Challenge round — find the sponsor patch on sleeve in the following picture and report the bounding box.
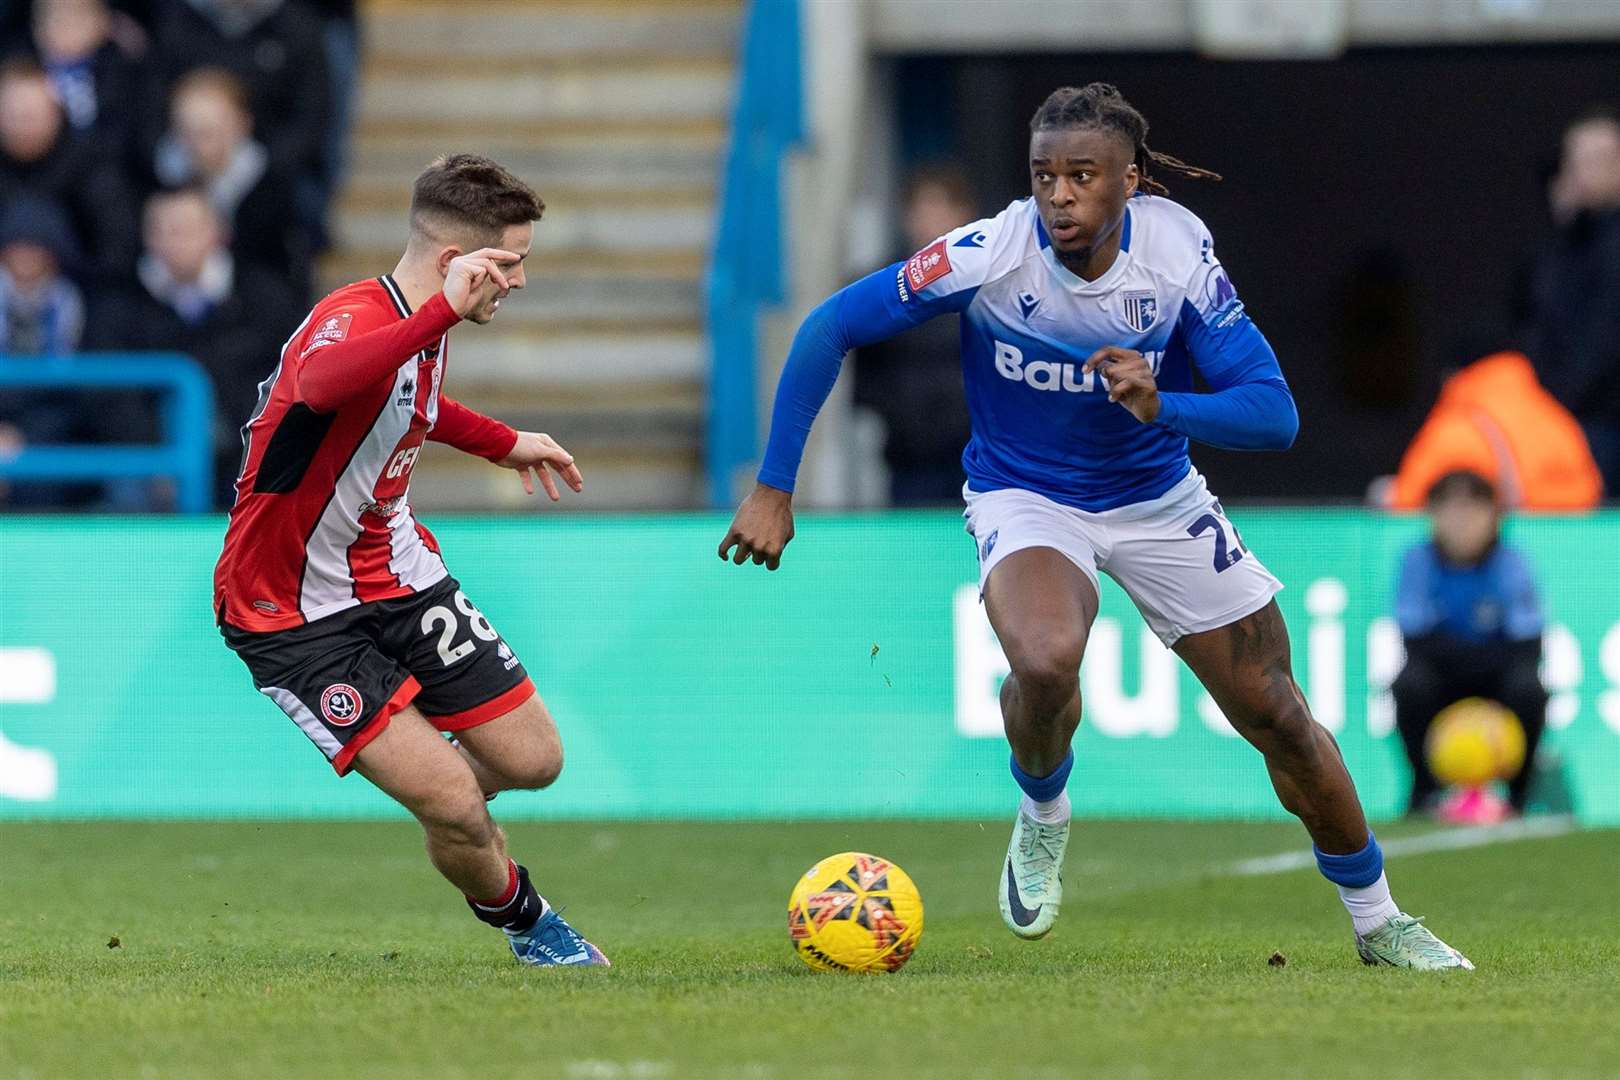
[903,240,952,295]
[300,312,353,358]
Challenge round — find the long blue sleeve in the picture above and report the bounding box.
[1154,298,1299,450]
[757,261,965,491]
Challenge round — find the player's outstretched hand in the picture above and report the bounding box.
[1084,346,1160,424]
[499,431,584,501]
[443,248,518,318]
[718,483,794,571]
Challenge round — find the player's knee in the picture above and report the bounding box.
[423,785,497,847]
[512,745,563,790]
[1254,694,1318,756]
[1009,636,1082,707]
[504,733,564,791]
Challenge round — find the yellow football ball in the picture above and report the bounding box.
[787,852,923,974]
[1425,697,1527,787]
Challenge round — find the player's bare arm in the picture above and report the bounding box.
[718,482,795,570]
[1084,345,1161,423]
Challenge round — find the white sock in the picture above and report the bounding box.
[1337,871,1400,936]
[1020,791,1071,826]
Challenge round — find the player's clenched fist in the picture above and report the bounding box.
[499,431,584,501]
[443,247,518,320]
[718,483,795,571]
[1084,346,1161,424]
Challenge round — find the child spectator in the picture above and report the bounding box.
[1391,470,1549,821]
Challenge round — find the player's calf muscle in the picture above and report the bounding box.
[1179,603,1369,847]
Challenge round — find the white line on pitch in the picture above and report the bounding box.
[1226,814,1579,878]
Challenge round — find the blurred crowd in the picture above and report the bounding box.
[0,0,353,509]
[1,8,1618,516]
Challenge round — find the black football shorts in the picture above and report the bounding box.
[222,575,534,775]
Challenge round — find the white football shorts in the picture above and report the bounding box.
[962,468,1282,646]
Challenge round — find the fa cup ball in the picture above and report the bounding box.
[787,852,923,973]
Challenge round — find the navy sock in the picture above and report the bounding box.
[1313,833,1384,888]
[466,860,545,934]
[1009,751,1073,803]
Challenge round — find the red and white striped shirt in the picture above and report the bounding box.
[214,275,516,632]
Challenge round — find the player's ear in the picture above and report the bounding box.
[435,245,463,279]
[1123,163,1139,199]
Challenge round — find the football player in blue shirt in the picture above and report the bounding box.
[719,83,1469,969]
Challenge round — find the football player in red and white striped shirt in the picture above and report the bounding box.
[215,154,606,966]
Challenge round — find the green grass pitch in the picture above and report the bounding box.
[2,819,1616,1079]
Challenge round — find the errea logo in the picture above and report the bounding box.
[993,341,1164,393]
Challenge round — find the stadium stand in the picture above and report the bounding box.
[334,0,741,511]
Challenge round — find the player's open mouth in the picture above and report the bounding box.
[1049,220,1082,243]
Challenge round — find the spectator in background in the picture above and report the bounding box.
[139,0,331,240]
[853,166,977,505]
[1391,470,1548,822]
[0,195,94,509]
[25,0,141,156]
[154,66,308,295]
[85,186,300,506]
[0,56,136,280]
[0,194,83,355]
[1525,109,1620,495]
[1385,350,1601,511]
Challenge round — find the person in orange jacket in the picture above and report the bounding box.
[1387,351,1602,511]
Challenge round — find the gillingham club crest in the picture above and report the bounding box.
[1122,290,1158,333]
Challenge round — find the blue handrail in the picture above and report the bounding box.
[0,354,215,512]
[705,0,805,507]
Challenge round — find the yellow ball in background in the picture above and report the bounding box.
[787,852,923,973]
[1425,697,1527,787]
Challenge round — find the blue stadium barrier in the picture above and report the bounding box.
[705,0,805,507]
[0,354,215,512]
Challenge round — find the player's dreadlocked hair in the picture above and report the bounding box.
[1029,83,1221,196]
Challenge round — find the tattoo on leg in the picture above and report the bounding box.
[1228,602,1291,681]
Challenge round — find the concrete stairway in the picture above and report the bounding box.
[331,0,740,509]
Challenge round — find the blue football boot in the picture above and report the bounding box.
[507,905,611,968]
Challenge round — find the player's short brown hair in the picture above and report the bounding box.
[410,154,544,244]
